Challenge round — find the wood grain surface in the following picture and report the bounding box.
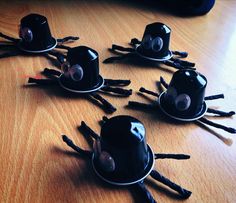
[0,0,236,202]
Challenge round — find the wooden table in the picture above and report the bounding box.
[0,0,236,202]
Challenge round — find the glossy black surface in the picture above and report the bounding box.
[137,22,171,59]
[95,115,151,182]
[162,69,207,118]
[156,0,215,16]
[63,46,101,90]
[19,13,55,51]
[101,115,146,147]
[93,145,154,184]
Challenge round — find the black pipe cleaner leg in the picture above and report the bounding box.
[102,116,109,122]
[160,77,169,89]
[156,81,164,94]
[103,53,134,64]
[205,94,224,100]
[56,44,71,50]
[57,36,79,44]
[139,87,159,97]
[130,38,141,46]
[132,181,157,203]
[28,78,58,85]
[128,101,157,110]
[89,93,117,113]
[48,51,66,64]
[62,135,92,158]
[162,60,182,70]
[198,117,236,134]
[41,68,60,80]
[0,32,19,43]
[111,44,135,52]
[195,121,233,146]
[150,170,192,199]
[171,51,188,58]
[42,68,61,77]
[80,121,100,140]
[104,79,131,86]
[99,116,109,126]
[155,154,190,160]
[170,58,195,68]
[0,50,21,59]
[163,60,195,70]
[207,108,235,117]
[101,86,132,96]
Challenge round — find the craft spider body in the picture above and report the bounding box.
[62,115,192,203]
[0,13,79,63]
[104,22,195,71]
[128,69,236,135]
[28,46,132,113]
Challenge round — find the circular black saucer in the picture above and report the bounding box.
[92,145,154,186]
[18,38,57,53]
[136,45,172,62]
[158,91,207,122]
[58,74,104,94]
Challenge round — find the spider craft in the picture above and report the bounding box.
[128,69,236,135]
[28,46,132,113]
[103,22,195,71]
[62,115,192,203]
[0,13,79,63]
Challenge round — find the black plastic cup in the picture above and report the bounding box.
[93,115,154,184]
[19,13,56,51]
[61,46,102,91]
[162,69,207,118]
[137,22,171,59]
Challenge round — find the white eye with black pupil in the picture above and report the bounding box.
[152,37,163,52]
[69,64,84,81]
[165,87,177,103]
[175,94,191,111]
[141,35,152,50]
[20,27,33,42]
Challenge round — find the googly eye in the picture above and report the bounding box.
[20,27,33,42]
[165,87,177,103]
[98,151,115,172]
[68,64,84,81]
[61,61,70,73]
[151,37,163,52]
[141,35,152,50]
[175,94,191,111]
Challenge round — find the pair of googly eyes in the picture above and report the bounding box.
[141,35,164,52]
[19,27,33,42]
[62,62,84,81]
[93,140,116,172]
[165,87,192,111]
